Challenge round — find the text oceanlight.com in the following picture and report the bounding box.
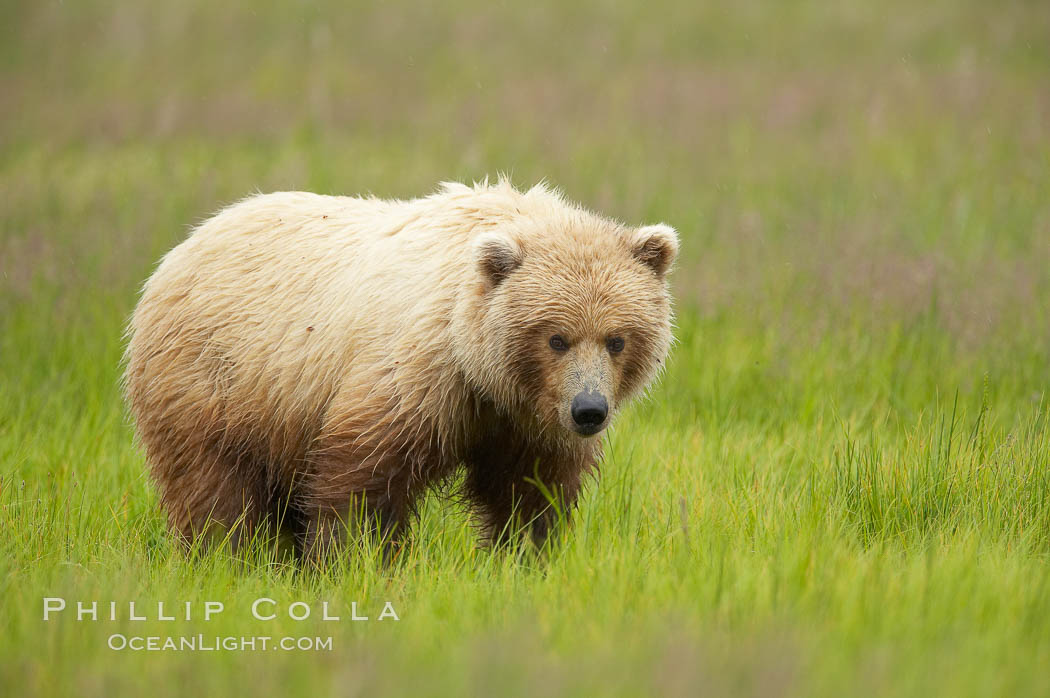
[107,634,334,652]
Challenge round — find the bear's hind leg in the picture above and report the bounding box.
[152,444,270,551]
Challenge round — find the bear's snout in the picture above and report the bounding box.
[570,390,608,435]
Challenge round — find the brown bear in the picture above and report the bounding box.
[123,180,677,558]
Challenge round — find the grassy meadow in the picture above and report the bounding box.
[2,1,1049,695]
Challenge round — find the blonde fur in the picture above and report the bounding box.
[123,179,677,554]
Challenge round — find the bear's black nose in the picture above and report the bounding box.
[571,391,608,428]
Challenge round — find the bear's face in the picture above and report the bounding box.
[468,219,678,440]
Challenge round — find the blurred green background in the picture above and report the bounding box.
[2,1,1049,696]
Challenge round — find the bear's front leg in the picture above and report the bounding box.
[465,439,595,549]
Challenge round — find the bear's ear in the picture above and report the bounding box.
[631,223,679,277]
[473,232,523,287]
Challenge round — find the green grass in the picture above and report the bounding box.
[2,0,1049,695]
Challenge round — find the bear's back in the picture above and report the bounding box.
[125,191,474,464]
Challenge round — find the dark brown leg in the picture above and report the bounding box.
[465,437,593,549]
[153,443,269,551]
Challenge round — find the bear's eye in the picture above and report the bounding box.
[549,335,569,352]
[606,336,625,354]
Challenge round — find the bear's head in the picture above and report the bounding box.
[462,200,678,442]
